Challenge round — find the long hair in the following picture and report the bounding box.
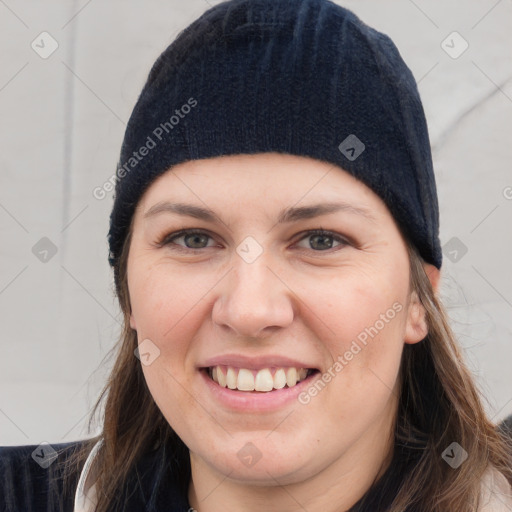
[61,219,512,511]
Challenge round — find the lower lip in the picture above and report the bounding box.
[199,369,319,412]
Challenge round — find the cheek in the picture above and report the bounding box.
[306,271,408,398]
[128,262,218,370]
[130,263,196,335]
[311,268,407,347]
[129,264,212,432]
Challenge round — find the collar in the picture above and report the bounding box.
[72,438,192,512]
[73,439,103,512]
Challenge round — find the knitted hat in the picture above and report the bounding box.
[107,0,442,294]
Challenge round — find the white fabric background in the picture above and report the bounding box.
[1,0,511,446]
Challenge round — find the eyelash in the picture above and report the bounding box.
[157,228,351,254]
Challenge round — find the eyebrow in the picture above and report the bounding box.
[143,201,377,224]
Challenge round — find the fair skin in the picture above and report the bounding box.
[127,153,440,512]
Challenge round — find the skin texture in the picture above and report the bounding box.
[127,153,440,512]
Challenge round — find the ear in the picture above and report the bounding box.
[423,263,441,294]
[403,290,428,345]
[403,263,441,345]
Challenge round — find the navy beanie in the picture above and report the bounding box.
[107,0,442,293]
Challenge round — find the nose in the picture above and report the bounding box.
[212,252,295,339]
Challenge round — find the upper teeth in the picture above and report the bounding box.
[210,366,309,392]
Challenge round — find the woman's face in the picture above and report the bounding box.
[127,153,435,489]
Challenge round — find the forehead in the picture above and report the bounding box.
[136,153,389,221]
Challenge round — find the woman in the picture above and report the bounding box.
[1,0,511,511]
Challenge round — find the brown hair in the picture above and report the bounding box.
[61,220,512,511]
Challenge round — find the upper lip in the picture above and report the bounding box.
[199,354,319,371]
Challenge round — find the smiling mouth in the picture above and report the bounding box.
[204,366,319,392]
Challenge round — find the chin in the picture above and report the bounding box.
[194,437,320,485]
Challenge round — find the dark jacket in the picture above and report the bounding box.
[0,440,192,512]
[2,415,512,512]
